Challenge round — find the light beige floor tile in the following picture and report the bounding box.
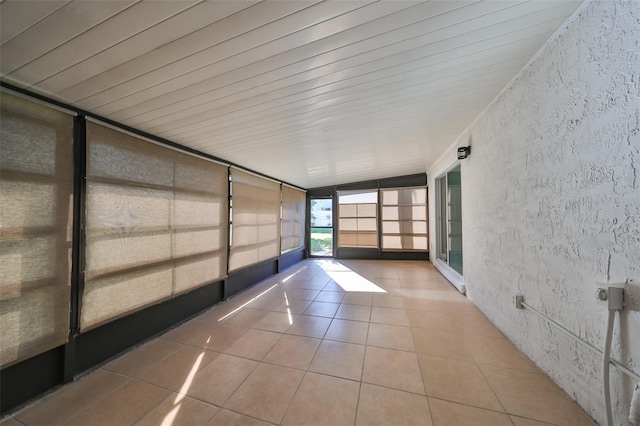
[335,304,371,322]
[367,323,414,352]
[139,346,219,391]
[407,310,460,333]
[411,328,473,361]
[308,340,365,381]
[135,394,218,426]
[195,303,240,323]
[370,307,410,326]
[282,288,320,301]
[190,323,249,352]
[325,319,369,345]
[225,291,258,306]
[403,291,474,314]
[10,259,594,426]
[465,336,541,373]
[284,280,327,291]
[322,281,346,292]
[481,365,595,425]
[286,315,332,338]
[362,346,425,395]
[160,319,218,345]
[356,383,432,426]
[224,329,282,361]
[398,279,429,289]
[314,290,346,303]
[454,313,506,339]
[383,287,405,296]
[426,280,460,291]
[282,372,359,426]
[418,355,504,412]
[301,301,340,318]
[186,353,258,406]
[342,293,374,306]
[361,268,398,280]
[510,416,556,426]
[254,311,296,333]
[224,364,304,424]
[65,379,170,426]
[105,339,182,377]
[372,294,405,308]
[274,298,312,314]
[15,369,130,426]
[401,288,461,302]
[369,279,402,289]
[245,295,284,311]
[397,269,431,280]
[207,409,272,426]
[403,298,445,313]
[227,289,274,308]
[231,285,275,299]
[263,334,321,370]
[429,398,511,426]
[221,308,270,328]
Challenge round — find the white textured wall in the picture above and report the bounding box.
[427,0,640,424]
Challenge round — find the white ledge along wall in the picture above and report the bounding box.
[427,0,640,424]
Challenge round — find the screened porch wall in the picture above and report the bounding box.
[0,87,306,414]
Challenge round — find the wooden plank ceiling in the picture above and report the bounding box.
[0,0,581,188]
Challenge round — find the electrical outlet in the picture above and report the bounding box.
[624,280,640,311]
[595,284,626,310]
[595,282,639,311]
[515,294,524,309]
[608,286,624,311]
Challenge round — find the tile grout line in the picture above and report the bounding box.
[14,260,577,425]
[129,391,175,426]
[470,347,511,417]
[409,274,437,426]
[277,281,333,425]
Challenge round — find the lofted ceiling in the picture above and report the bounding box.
[0,0,581,188]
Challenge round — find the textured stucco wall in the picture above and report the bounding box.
[427,0,640,424]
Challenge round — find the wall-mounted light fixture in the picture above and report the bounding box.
[457,146,471,160]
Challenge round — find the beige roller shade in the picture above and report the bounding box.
[337,190,378,248]
[281,185,306,253]
[0,92,73,368]
[82,123,228,330]
[229,168,281,271]
[380,187,428,251]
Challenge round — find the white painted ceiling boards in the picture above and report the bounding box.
[0,0,582,188]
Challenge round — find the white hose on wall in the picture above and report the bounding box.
[603,310,615,426]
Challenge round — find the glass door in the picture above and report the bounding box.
[447,166,463,275]
[435,164,463,276]
[310,197,334,257]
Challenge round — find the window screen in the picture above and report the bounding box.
[281,185,306,253]
[82,123,228,330]
[337,190,378,248]
[0,92,73,368]
[229,168,281,271]
[381,187,428,251]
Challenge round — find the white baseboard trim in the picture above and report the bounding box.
[433,258,465,294]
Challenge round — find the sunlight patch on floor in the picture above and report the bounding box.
[175,352,204,403]
[317,260,386,293]
[284,292,293,324]
[217,283,279,322]
[162,351,205,425]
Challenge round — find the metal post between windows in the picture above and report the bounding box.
[65,114,86,382]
